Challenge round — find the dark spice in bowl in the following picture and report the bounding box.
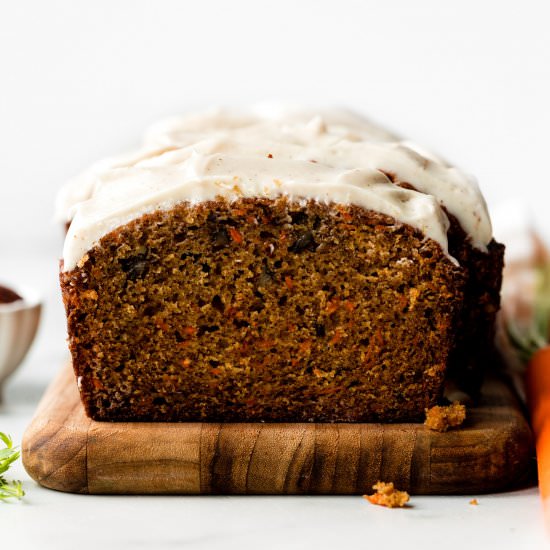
[0,285,22,304]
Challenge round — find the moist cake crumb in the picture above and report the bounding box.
[61,197,467,422]
[364,481,410,508]
[424,402,467,432]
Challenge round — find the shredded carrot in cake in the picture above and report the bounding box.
[228,227,244,244]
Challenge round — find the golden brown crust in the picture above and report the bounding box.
[60,197,465,422]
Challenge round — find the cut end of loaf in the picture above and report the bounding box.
[60,197,466,422]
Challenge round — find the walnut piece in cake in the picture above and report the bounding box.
[364,481,410,508]
[424,402,466,432]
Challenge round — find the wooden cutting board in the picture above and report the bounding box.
[22,363,533,495]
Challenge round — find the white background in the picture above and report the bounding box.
[2,0,550,256]
[1,1,549,548]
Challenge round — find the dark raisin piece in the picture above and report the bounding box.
[143,304,159,317]
[315,324,326,337]
[211,227,230,249]
[290,211,308,225]
[211,295,224,313]
[75,312,87,324]
[119,252,145,270]
[207,212,236,226]
[197,325,220,336]
[120,253,148,281]
[249,300,264,313]
[288,230,317,253]
[152,396,167,406]
[128,260,147,280]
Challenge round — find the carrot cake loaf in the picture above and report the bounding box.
[58,106,503,422]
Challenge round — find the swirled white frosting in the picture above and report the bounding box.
[59,106,492,271]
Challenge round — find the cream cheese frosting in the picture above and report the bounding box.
[59,106,492,272]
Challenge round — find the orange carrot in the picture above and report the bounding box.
[228,227,243,244]
[502,240,550,526]
[526,346,550,521]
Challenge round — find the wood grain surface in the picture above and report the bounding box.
[22,363,533,495]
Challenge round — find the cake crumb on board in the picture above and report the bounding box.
[424,402,466,432]
[364,481,410,508]
[469,498,479,505]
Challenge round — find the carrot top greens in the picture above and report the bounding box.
[507,264,550,363]
[0,432,24,501]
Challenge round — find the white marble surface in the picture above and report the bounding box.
[0,254,548,549]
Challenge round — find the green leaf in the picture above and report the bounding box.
[0,432,24,502]
[0,433,12,448]
[506,263,550,363]
[0,479,24,501]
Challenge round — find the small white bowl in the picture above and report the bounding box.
[0,281,41,398]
